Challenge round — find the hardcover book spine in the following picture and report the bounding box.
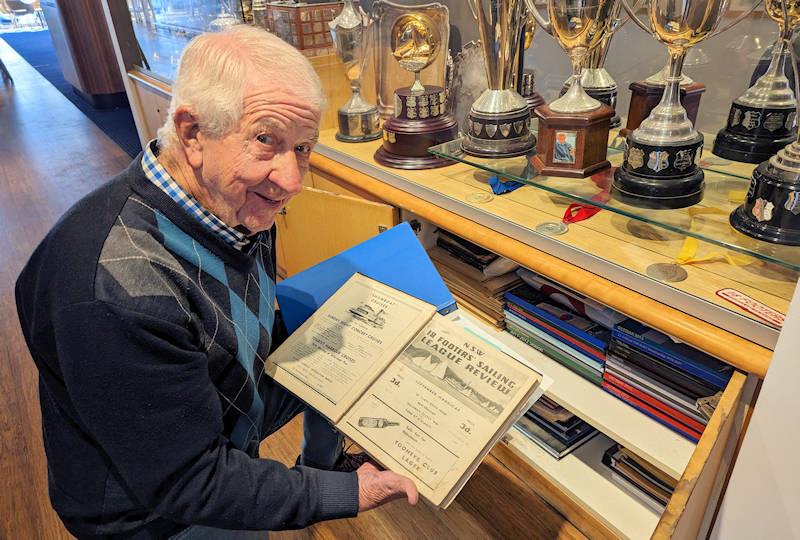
[505,311,604,371]
[611,328,728,389]
[507,301,606,363]
[505,323,603,385]
[603,372,707,432]
[505,292,608,352]
[608,340,715,398]
[602,381,702,443]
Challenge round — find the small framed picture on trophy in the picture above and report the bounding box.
[553,131,577,164]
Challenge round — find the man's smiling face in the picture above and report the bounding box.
[194,80,321,233]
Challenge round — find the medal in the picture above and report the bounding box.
[646,263,688,283]
[535,222,568,236]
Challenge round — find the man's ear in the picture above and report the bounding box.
[173,107,203,169]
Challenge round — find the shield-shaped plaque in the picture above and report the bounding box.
[627,147,644,170]
[674,149,693,171]
[499,123,511,138]
[752,198,775,222]
[730,108,742,127]
[742,111,762,130]
[513,120,524,135]
[764,113,784,132]
[785,191,800,215]
[486,124,497,138]
[647,150,669,172]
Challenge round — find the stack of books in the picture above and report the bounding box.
[515,396,598,459]
[428,244,520,329]
[602,443,677,511]
[603,319,733,442]
[503,283,611,385]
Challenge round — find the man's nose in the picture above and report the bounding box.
[270,151,304,196]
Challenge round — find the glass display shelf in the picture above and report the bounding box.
[430,137,800,273]
[315,129,794,350]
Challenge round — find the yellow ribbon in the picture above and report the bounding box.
[675,199,754,266]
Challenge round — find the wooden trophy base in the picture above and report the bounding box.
[621,81,706,137]
[533,104,614,178]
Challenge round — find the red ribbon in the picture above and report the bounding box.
[560,167,614,225]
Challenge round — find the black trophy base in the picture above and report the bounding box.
[730,205,800,245]
[729,160,800,245]
[612,134,705,209]
[461,106,535,158]
[612,167,705,209]
[712,102,797,164]
[712,129,794,164]
[373,146,455,170]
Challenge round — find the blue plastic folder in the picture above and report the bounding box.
[276,222,457,333]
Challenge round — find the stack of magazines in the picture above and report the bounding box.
[503,282,612,385]
[603,319,733,442]
[515,396,598,459]
[602,444,678,511]
[428,243,520,329]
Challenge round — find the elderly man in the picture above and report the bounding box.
[15,25,417,539]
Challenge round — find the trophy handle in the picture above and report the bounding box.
[621,0,650,34]
[710,0,763,38]
[466,0,478,20]
[524,0,552,34]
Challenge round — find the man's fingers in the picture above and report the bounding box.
[384,471,419,505]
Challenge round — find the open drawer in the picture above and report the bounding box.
[491,369,750,540]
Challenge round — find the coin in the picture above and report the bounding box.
[535,222,568,236]
[646,263,688,283]
[467,192,494,204]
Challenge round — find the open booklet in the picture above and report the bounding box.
[266,272,542,508]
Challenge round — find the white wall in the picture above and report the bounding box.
[711,282,800,539]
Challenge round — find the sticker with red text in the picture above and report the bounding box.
[716,288,785,328]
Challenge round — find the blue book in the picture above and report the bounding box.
[612,319,733,390]
[276,222,456,333]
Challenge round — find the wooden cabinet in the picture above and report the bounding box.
[275,186,397,278]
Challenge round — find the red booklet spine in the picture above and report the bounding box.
[603,372,706,432]
[602,379,703,442]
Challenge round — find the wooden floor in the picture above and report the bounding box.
[0,38,584,539]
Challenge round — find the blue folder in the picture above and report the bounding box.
[276,222,457,333]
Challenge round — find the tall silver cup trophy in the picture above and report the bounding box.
[329,0,382,142]
[613,0,730,209]
[461,0,536,158]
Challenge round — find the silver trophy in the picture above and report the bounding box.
[461,0,536,158]
[713,0,800,163]
[613,0,735,209]
[329,0,382,142]
[560,0,626,127]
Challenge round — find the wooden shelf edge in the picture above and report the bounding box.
[309,152,772,378]
[652,370,747,539]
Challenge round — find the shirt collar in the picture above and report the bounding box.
[141,141,250,251]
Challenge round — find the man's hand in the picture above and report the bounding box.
[356,462,419,512]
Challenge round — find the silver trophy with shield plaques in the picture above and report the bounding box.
[613,0,732,209]
[461,0,536,158]
[329,0,382,142]
[713,0,800,163]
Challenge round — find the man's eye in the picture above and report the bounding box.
[295,144,312,155]
[256,134,274,145]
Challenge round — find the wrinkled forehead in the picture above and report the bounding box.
[239,79,322,133]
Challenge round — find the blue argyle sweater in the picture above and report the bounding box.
[15,155,358,539]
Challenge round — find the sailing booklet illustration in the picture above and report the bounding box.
[266,273,542,508]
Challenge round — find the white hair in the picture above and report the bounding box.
[157,25,325,149]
